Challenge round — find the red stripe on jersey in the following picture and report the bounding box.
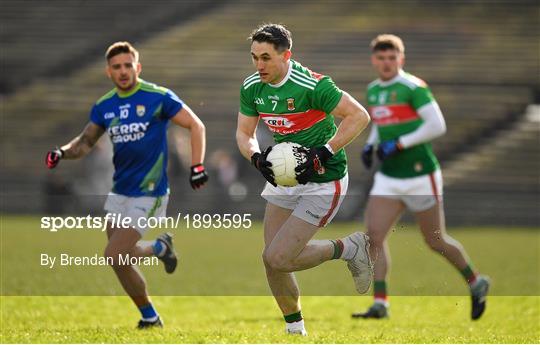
[260,109,326,135]
[319,180,341,227]
[369,104,420,126]
[310,71,324,80]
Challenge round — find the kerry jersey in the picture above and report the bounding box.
[90,79,183,196]
[367,70,439,178]
[240,60,346,183]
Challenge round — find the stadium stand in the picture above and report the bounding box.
[1,0,538,225]
[0,0,226,93]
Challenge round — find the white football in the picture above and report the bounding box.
[266,142,307,187]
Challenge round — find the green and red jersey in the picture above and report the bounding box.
[367,70,440,178]
[240,59,346,183]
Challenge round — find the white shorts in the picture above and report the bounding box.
[370,169,443,212]
[103,193,169,235]
[261,174,348,227]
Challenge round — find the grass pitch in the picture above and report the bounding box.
[1,216,539,343]
[1,296,539,343]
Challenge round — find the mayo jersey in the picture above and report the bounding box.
[367,70,439,178]
[240,60,346,183]
[90,79,183,196]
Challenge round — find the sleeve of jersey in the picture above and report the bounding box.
[239,84,258,116]
[411,85,435,110]
[89,104,105,128]
[366,124,379,145]
[399,101,447,148]
[162,90,184,119]
[312,76,343,114]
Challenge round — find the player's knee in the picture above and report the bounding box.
[103,246,122,266]
[263,249,292,272]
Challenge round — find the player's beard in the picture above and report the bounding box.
[115,76,137,92]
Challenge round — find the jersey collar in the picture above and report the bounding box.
[268,61,292,88]
[378,69,405,87]
[116,79,142,98]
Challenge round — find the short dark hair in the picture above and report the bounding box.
[370,34,405,54]
[105,41,139,61]
[249,23,292,51]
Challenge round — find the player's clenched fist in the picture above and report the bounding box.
[45,148,64,169]
[295,145,333,185]
[251,146,276,187]
[190,164,209,189]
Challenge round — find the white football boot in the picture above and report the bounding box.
[344,232,373,294]
[285,320,308,336]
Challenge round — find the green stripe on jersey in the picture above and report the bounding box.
[140,153,165,193]
[96,88,116,105]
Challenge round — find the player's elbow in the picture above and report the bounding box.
[358,106,371,129]
[192,117,205,134]
[349,106,370,134]
[439,120,447,136]
[433,119,447,139]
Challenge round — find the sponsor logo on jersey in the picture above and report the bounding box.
[254,97,265,105]
[107,121,150,144]
[371,106,393,119]
[136,105,146,117]
[104,112,116,119]
[263,117,293,128]
[369,105,420,125]
[260,109,326,134]
[287,98,295,111]
[268,95,279,101]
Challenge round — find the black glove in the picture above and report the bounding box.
[45,147,64,169]
[295,146,333,185]
[190,164,208,189]
[361,144,374,169]
[251,146,276,187]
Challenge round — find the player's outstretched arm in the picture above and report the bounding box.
[327,92,370,152]
[171,105,208,189]
[46,122,105,168]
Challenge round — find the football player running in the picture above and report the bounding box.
[236,24,372,336]
[353,34,489,320]
[45,42,208,328]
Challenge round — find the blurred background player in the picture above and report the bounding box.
[45,41,208,328]
[236,24,373,336]
[353,34,490,320]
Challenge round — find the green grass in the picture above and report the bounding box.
[1,216,539,343]
[1,296,539,343]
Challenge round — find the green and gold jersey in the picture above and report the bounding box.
[367,70,440,178]
[240,59,345,183]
